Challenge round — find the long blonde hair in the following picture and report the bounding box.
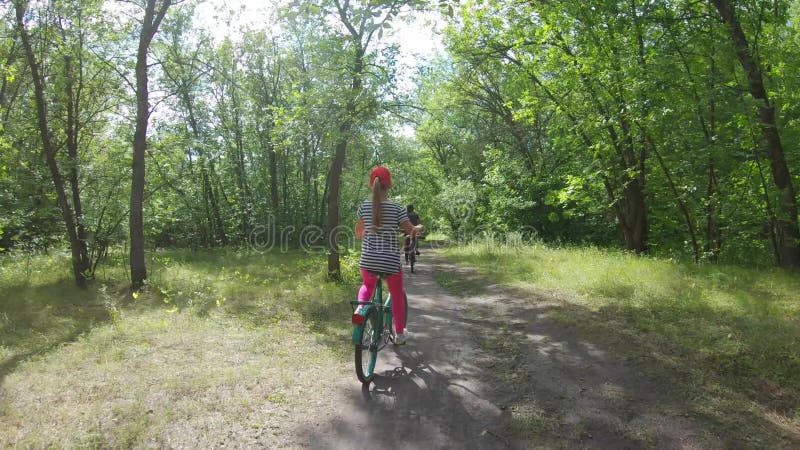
[371,177,389,233]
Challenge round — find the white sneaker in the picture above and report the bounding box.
[394,332,407,345]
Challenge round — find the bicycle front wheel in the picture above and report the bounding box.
[354,307,378,384]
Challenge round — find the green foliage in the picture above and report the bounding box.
[2,0,800,276]
[436,177,477,237]
[407,0,800,266]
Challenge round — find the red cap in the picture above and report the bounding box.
[370,166,391,187]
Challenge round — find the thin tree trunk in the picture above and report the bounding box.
[653,142,700,262]
[755,156,781,263]
[253,62,280,227]
[326,37,364,279]
[209,160,228,245]
[0,39,18,117]
[609,36,649,255]
[282,152,289,222]
[712,0,800,266]
[552,31,649,253]
[269,141,279,220]
[301,138,310,225]
[179,88,215,246]
[15,2,87,287]
[130,25,150,288]
[230,87,250,239]
[326,130,349,280]
[503,51,635,249]
[314,146,323,227]
[64,55,90,267]
[705,157,721,260]
[131,0,172,289]
[666,11,723,259]
[201,165,212,244]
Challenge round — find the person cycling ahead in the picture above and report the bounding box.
[404,205,422,262]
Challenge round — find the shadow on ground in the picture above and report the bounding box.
[293,267,519,449]
[290,255,793,449]
[0,281,111,384]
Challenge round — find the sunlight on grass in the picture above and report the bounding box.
[443,240,800,382]
[1,309,347,447]
[0,248,356,447]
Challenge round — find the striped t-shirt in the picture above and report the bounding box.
[358,200,409,274]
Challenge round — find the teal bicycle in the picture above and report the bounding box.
[350,274,408,384]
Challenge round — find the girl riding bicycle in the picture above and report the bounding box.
[354,166,423,345]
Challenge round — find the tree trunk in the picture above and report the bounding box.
[704,157,721,260]
[15,3,87,287]
[326,131,349,280]
[0,39,18,123]
[130,28,150,288]
[200,165,212,244]
[209,161,228,245]
[282,152,289,223]
[269,141,279,220]
[712,0,800,267]
[234,132,250,239]
[326,40,363,280]
[64,55,90,269]
[131,0,172,289]
[667,12,723,260]
[230,87,250,240]
[610,37,649,255]
[130,44,148,287]
[618,141,648,254]
[755,156,781,263]
[179,87,214,246]
[653,142,700,262]
[551,31,649,253]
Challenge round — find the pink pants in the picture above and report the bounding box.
[358,269,406,334]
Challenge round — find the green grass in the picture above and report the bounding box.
[438,238,800,446]
[0,248,358,447]
[420,231,449,242]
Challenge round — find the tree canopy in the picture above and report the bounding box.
[2,0,800,288]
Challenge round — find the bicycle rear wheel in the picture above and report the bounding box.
[354,307,379,384]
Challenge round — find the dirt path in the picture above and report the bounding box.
[293,254,725,449]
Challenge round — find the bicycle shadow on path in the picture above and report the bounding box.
[295,263,517,449]
[293,256,730,449]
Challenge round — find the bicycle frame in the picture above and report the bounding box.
[351,274,409,384]
[404,236,418,273]
[404,235,418,254]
